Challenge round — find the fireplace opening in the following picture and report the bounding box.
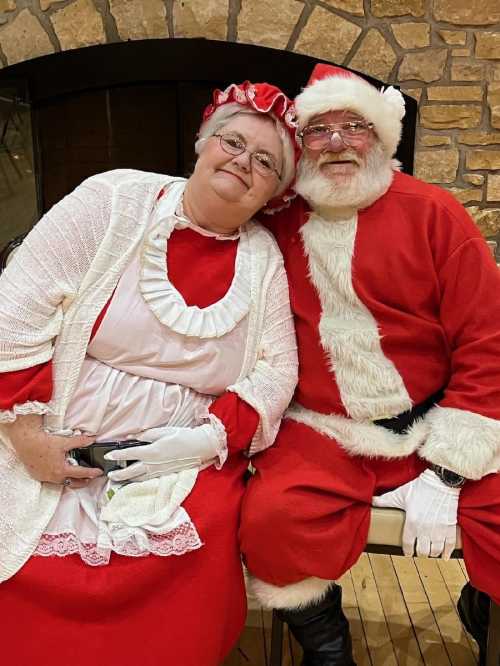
[0,38,417,251]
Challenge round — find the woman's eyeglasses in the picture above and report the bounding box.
[299,121,374,150]
[214,133,281,180]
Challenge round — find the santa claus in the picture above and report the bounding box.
[240,63,500,666]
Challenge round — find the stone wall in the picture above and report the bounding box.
[0,0,499,241]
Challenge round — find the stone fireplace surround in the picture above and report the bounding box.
[0,0,499,244]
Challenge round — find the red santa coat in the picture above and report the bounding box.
[267,170,500,479]
[240,171,500,606]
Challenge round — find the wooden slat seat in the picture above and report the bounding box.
[367,507,463,554]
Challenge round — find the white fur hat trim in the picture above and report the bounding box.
[295,68,406,157]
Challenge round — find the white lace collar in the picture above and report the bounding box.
[139,185,251,339]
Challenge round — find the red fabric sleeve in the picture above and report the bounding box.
[438,236,500,420]
[0,362,53,410]
[209,392,260,454]
[0,294,112,412]
[0,291,112,413]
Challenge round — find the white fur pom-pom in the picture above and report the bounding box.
[381,86,406,120]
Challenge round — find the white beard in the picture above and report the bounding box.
[295,143,395,212]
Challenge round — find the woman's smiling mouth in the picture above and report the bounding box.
[217,168,250,188]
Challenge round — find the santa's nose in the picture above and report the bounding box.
[326,131,346,152]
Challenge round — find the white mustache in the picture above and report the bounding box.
[318,151,362,167]
[295,141,394,211]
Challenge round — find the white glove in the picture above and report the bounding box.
[105,423,224,483]
[372,469,460,559]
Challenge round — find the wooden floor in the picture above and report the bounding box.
[223,554,479,666]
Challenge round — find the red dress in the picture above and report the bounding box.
[0,227,259,666]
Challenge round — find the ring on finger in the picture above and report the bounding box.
[63,478,72,487]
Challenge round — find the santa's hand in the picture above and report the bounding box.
[372,469,460,559]
[105,424,224,482]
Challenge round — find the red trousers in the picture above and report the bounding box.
[0,455,248,666]
[240,419,500,605]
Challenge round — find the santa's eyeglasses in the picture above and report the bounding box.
[299,121,374,150]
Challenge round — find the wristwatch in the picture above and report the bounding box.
[431,464,467,488]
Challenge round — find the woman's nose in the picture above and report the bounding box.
[232,151,251,172]
[326,131,346,152]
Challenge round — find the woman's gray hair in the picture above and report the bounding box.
[196,103,295,197]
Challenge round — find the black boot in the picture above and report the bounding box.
[277,584,356,666]
[457,582,491,666]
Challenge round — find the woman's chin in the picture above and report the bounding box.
[207,175,271,215]
[210,180,248,204]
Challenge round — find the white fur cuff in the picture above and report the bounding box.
[419,406,500,480]
[248,574,335,610]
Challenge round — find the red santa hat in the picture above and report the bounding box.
[295,64,406,157]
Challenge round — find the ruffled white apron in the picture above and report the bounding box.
[36,186,251,565]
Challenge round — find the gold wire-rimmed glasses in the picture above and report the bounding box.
[214,133,282,180]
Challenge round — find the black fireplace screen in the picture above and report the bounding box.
[37,82,202,211]
[0,82,37,250]
[0,39,417,251]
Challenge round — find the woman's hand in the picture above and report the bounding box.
[3,414,103,487]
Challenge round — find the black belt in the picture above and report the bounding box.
[373,388,445,434]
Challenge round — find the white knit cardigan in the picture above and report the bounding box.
[0,169,298,582]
